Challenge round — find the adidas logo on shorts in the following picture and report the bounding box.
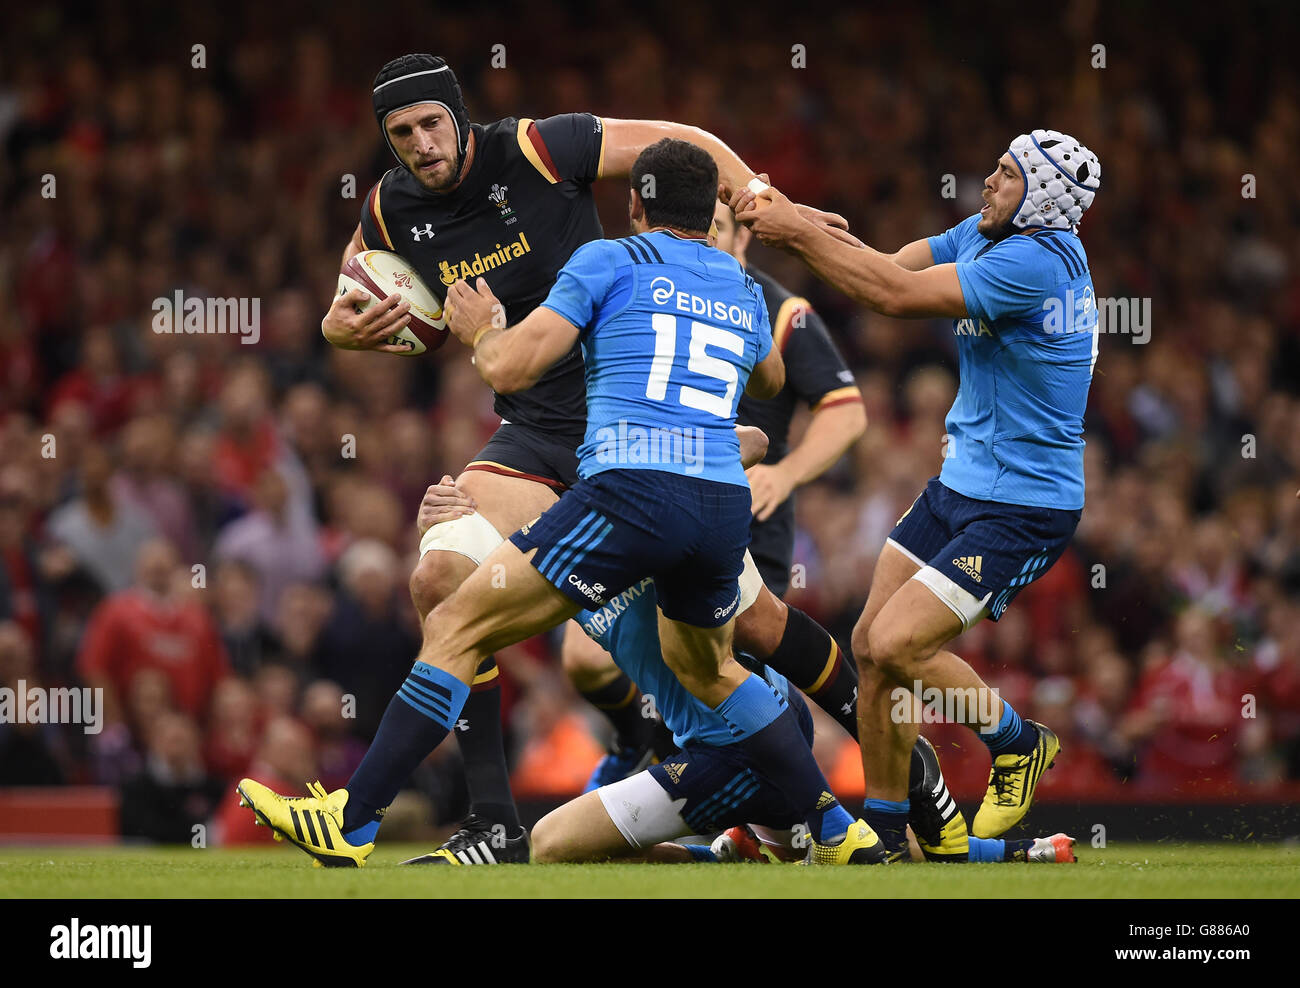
[953,555,983,583]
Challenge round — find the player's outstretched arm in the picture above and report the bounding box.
[730,185,966,319]
[600,120,756,193]
[444,277,580,393]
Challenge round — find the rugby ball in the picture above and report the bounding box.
[337,250,447,354]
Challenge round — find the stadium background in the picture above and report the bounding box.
[1,0,1298,846]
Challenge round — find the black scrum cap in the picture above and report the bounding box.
[372,54,470,166]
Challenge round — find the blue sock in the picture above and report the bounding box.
[717,674,853,844]
[969,836,1037,862]
[968,836,1005,862]
[862,797,909,854]
[984,700,1036,756]
[341,662,470,843]
[683,844,718,862]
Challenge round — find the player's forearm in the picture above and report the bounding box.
[737,424,770,469]
[787,224,913,317]
[473,328,544,393]
[746,350,785,399]
[777,401,867,488]
[341,224,365,270]
[616,121,758,192]
[672,124,756,195]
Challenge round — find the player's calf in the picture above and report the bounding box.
[737,591,860,739]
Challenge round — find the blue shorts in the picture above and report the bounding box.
[591,686,815,850]
[508,469,752,628]
[649,689,815,834]
[889,476,1080,625]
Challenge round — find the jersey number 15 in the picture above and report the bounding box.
[645,314,745,419]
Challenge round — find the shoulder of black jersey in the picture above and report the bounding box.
[495,115,569,185]
[474,117,517,149]
[464,118,520,174]
[748,265,812,353]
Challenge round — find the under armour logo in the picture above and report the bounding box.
[455,718,469,732]
[411,223,435,241]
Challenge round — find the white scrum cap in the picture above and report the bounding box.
[1007,129,1101,231]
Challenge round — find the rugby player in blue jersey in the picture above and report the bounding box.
[237,138,886,866]
[729,130,1102,853]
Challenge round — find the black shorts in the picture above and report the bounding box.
[463,422,583,492]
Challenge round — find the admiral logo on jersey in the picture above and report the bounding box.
[437,232,532,285]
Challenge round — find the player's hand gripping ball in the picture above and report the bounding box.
[332,250,448,355]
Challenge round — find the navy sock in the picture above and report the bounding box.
[1002,838,1036,861]
[862,797,909,854]
[458,658,522,830]
[580,671,655,752]
[717,674,853,844]
[984,699,1036,756]
[342,662,470,841]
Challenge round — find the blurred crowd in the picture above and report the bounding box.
[1,1,1297,842]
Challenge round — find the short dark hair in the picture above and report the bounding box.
[630,138,719,235]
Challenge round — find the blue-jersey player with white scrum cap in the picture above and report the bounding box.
[235,137,887,866]
[730,129,1102,853]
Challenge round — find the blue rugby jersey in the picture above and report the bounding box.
[928,214,1097,509]
[540,229,772,487]
[577,580,791,748]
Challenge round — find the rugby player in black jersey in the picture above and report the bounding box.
[318,54,859,865]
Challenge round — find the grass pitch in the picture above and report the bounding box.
[1,842,1297,898]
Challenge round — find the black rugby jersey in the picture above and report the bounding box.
[737,267,862,555]
[737,267,861,463]
[359,113,607,436]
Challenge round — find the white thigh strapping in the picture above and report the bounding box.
[912,564,990,632]
[418,512,505,567]
[596,771,689,850]
[736,549,764,617]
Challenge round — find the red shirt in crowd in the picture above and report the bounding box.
[77,590,229,720]
[212,419,281,500]
[1127,652,1250,788]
